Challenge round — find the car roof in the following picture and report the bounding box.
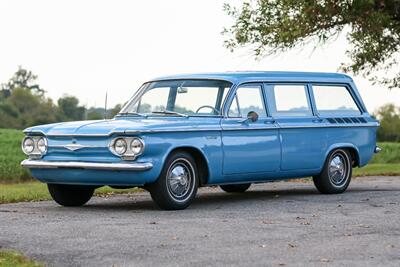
[150,71,353,84]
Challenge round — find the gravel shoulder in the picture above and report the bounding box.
[1,176,400,267]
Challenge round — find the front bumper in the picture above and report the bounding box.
[21,159,153,171]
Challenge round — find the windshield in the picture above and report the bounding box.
[119,79,232,116]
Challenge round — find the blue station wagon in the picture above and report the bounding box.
[21,72,380,210]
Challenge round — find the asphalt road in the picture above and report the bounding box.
[1,176,400,267]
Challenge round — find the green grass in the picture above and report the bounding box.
[0,182,141,204]
[353,163,400,177]
[370,142,400,164]
[0,129,30,183]
[0,251,43,267]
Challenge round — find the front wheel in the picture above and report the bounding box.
[47,184,95,207]
[220,183,251,193]
[313,149,352,194]
[148,151,199,210]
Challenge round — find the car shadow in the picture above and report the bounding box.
[81,185,399,211]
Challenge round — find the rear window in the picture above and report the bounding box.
[312,85,361,115]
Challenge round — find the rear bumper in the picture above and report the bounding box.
[21,159,153,171]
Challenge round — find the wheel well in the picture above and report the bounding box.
[347,147,360,167]
[332,147,360,167]
[168,147,209,186]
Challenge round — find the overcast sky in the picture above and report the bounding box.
[1,0,399,112]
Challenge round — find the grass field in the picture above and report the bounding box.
[0,129,30,183]
[353,163,400,176]
[0,250,43,267]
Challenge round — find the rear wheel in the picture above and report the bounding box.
[47,184,94,207]
[313,149,352,194]
[220,183,251,193]
[148,151,199,210]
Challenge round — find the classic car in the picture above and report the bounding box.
[21,71,380,210]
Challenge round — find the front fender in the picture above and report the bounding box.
[139,131,222,184]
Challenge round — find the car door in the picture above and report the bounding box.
[264,83,327,171]
[221,83,281,175]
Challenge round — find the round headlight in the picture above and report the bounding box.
[37,137,47,154]
[130,138,144,155]
[114,138,127,155]
[22,137,35,154]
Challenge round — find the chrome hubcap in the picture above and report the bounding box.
[328,153,348,186]
[167,160,193,201]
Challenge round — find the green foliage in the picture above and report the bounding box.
[370,142,400,163]
[0,250,43,267]
[0,67,124,129]
[0,129,31,183]
[0,66,44,97]
[374,104,400,141]
[87,108,104,120]
[353,163,400,177]
[0,182,141,204]
[57,95,85,121]
[224,0,400,89]
[7,88,58,128]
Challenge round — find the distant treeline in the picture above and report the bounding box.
[0,67,399,142]
[0,67,122,129]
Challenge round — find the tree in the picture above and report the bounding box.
[57,95,86,121]
[0,88,58,129]
[374,103,400,141]
[109,104,123,118]
[1,66,45,98]
[223,0,400,89]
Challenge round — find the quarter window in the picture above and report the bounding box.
[312,85,361,115]
[228,85,266,117]
[266,84,312,117]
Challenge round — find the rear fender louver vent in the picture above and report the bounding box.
[326,117,368,124]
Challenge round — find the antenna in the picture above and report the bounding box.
[104,91,108,120]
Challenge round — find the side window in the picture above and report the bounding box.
[228,85,266,117]
[312,85,361,115]
[267,84,312,117]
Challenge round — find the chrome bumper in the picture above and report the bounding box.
[21,159,153,171]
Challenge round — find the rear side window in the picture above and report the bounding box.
[312,85,361,115]
[266,84,312,117]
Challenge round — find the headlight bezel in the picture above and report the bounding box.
[21,136,48,157]
[130,138,144,155]
[37,137,48,154]
[109,137,145,160]
[114,138,128,155]
[22,137,35,155]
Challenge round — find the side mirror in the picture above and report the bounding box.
[247,111,259,122]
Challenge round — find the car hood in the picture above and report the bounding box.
[24,117,221,136]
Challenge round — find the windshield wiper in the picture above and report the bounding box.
[118,112,147,117]
[151,110,188,117]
